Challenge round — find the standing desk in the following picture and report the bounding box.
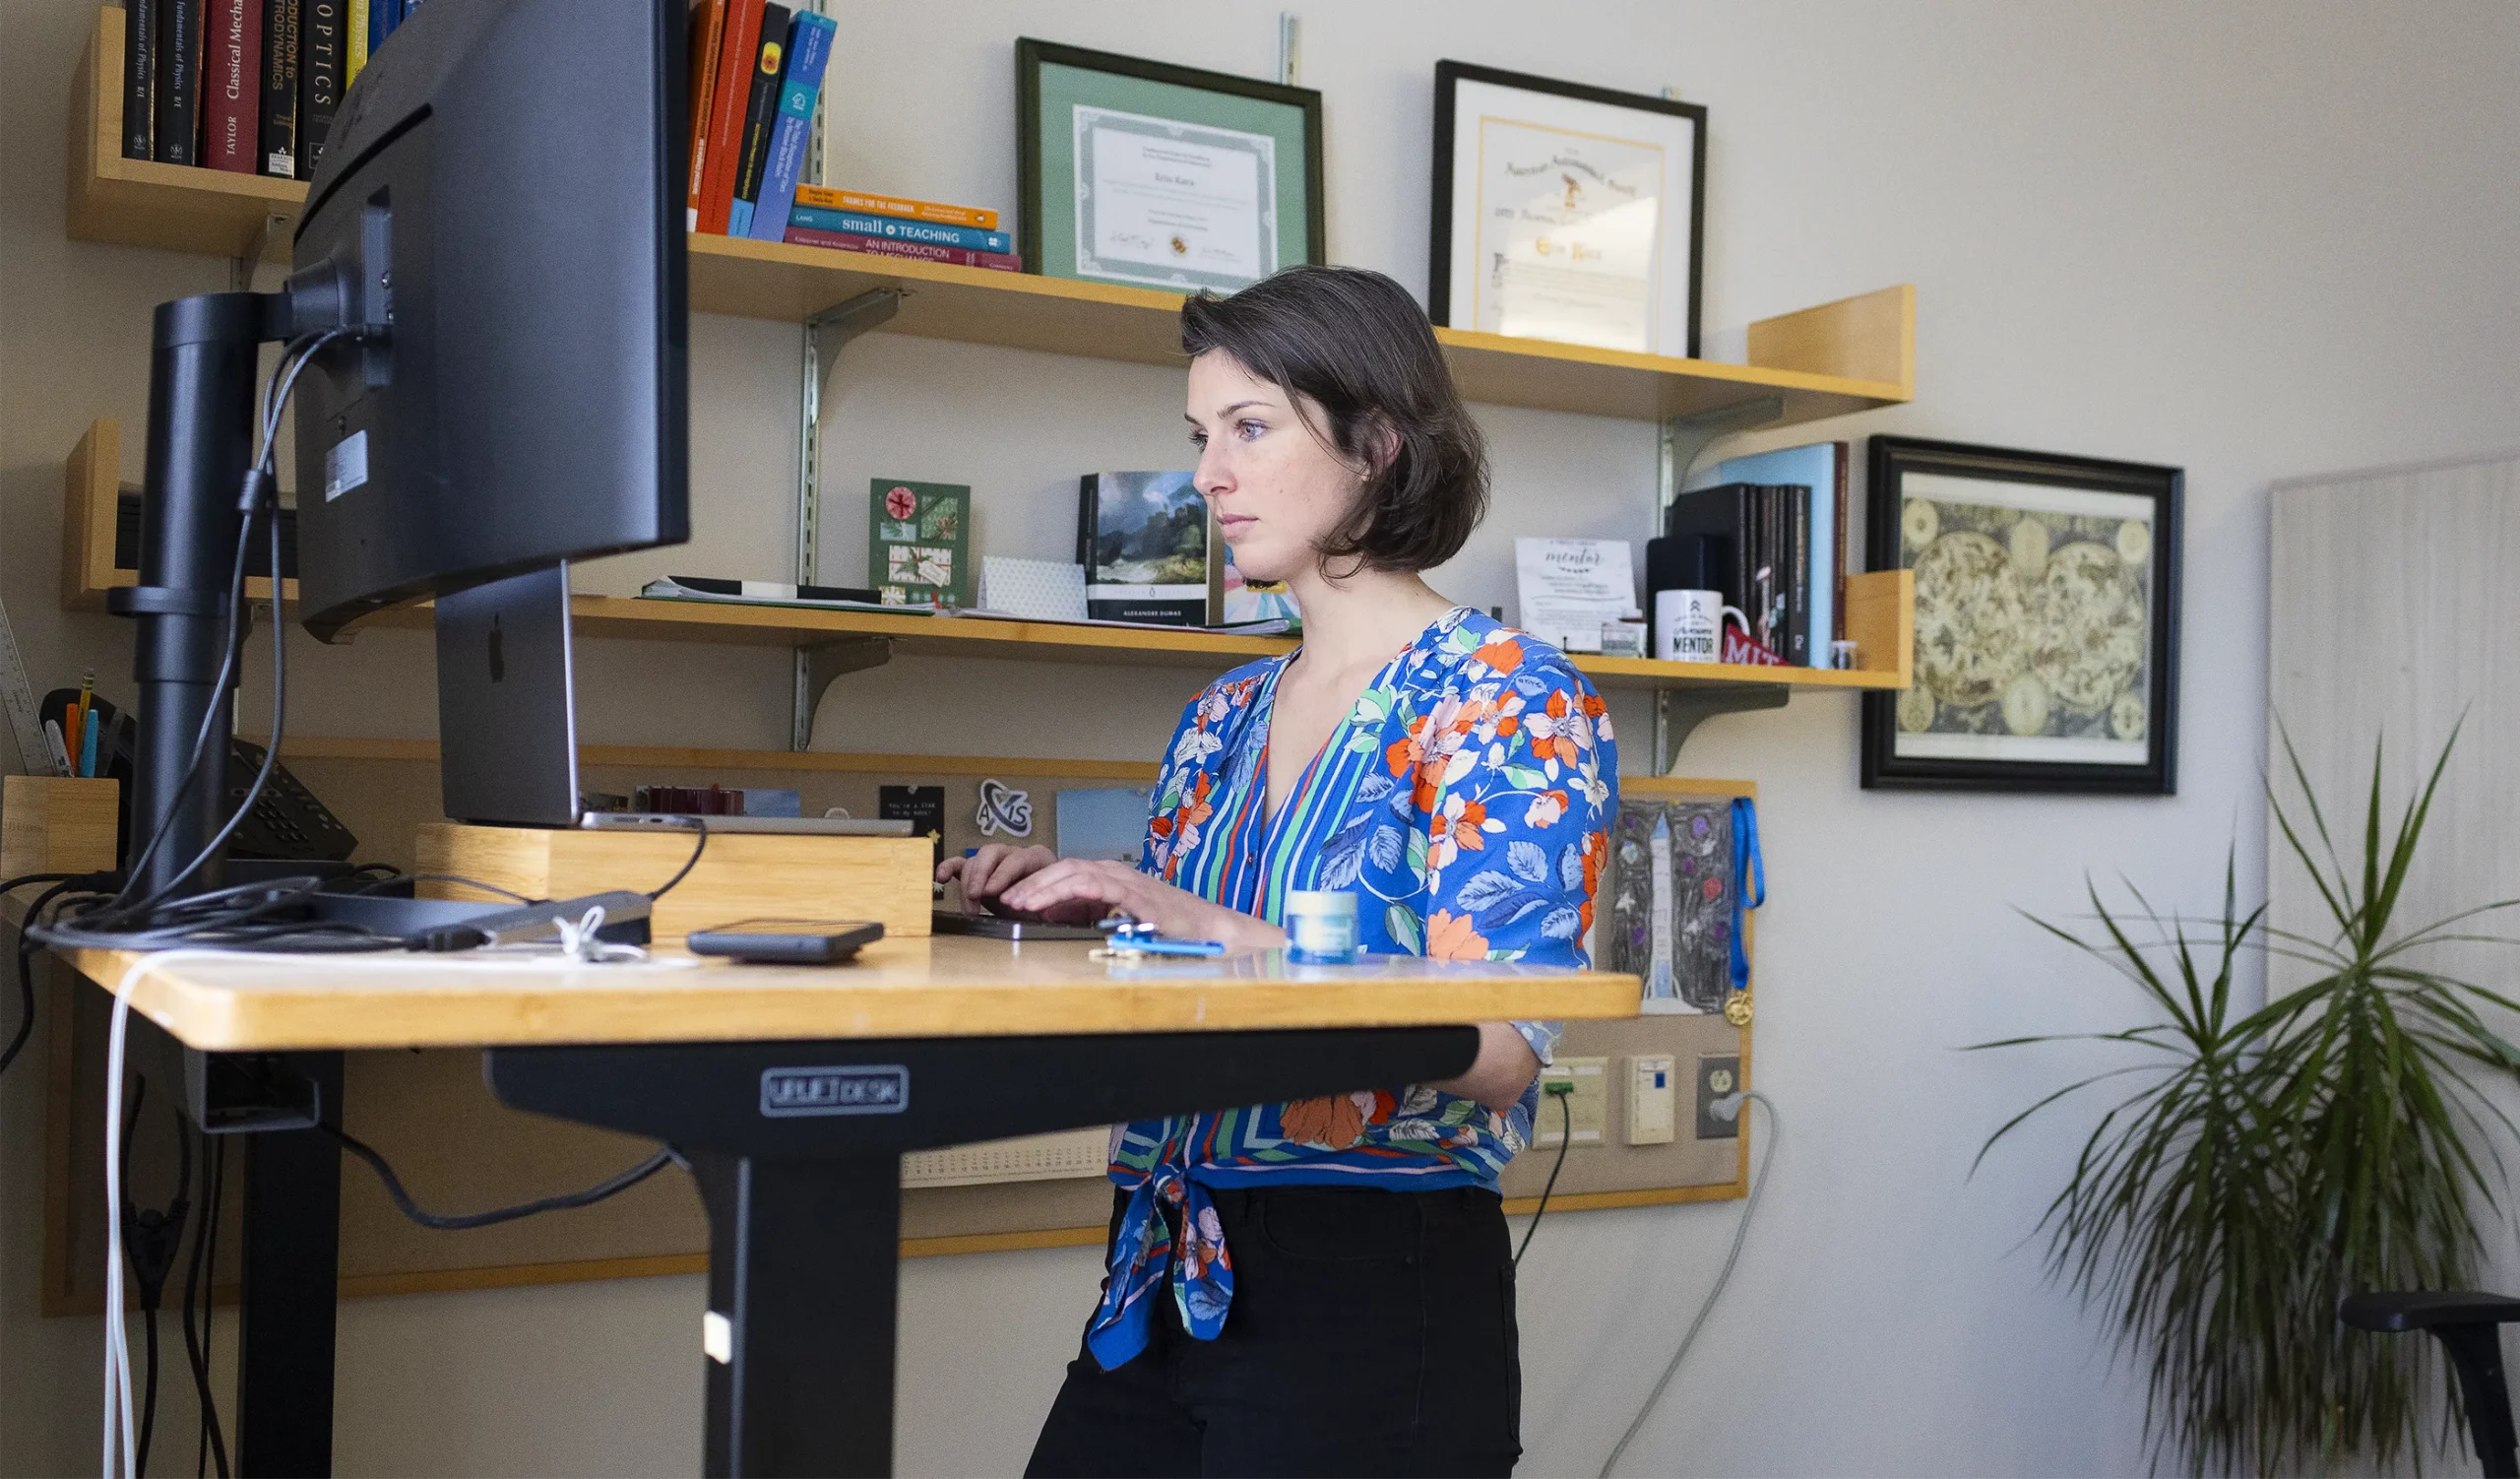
[57,934,1639,1477]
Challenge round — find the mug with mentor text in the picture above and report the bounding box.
[1653,589,1748,664]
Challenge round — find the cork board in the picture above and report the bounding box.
[35,750,1753,1311]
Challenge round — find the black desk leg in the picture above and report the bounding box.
[693,1153,902,1479]
[235,1051,345,1478]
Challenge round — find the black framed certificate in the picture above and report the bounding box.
[1016,39,1325,293]
[1428,62,1705,357]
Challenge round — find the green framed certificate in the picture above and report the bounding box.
[1017,39,1324,293]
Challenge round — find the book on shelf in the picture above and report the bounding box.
[296,0,344,179]
[1704,442,1847,665]
[683,0,729,229]
[787,205,1012,255]
[121,0,154,161]
[154,0,198,165]
[794,185,998,230]
[696,0,766,233]
[743,11,836,242]
[723,2,788,238]
[203,0,265,173]
[259,0,299,178]
[346,0,366,91]
[781,228,1022,272]
[1078,472,1212,626]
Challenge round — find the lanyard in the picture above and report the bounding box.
[1730,798,1763,992]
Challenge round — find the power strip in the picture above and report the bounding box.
[901,1125,1110,1188]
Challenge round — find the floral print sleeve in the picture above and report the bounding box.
[1088,609,1617,1372]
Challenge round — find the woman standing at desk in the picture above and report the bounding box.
[943,265,1616,1477]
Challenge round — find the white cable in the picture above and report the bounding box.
[101,949,223,1479]
[1599,1090,1777,1479]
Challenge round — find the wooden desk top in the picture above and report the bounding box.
[57,935,1641,1053]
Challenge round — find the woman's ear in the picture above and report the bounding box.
[1361,414,1403,480]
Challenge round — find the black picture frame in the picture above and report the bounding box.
[1860,436,2182,795]
[1015,38,1326,290]
[1427,61,1706,358]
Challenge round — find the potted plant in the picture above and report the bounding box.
[1976,733,2520,1473]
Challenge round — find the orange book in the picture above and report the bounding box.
[791,186,999,231]
[697,0,766,234]
[684,0,730,231]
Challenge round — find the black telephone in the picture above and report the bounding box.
[40,689,359,865]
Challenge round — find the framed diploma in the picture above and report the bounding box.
[1428,62,1705,357]
[1017,40,1325,294]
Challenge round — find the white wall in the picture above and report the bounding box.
[7,1,2520,1474]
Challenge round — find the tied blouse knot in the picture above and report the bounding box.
[1087,608,1618,1370]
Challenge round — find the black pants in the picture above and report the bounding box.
[1026,1183,1523,1478]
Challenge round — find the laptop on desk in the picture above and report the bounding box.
[581,812,915,837]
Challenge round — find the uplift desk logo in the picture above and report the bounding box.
[759,1065,911,1118]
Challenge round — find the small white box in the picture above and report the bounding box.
[1626,1054,1676,1145]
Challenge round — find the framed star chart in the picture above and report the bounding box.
[1860,436,2182,794]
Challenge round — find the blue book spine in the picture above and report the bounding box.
[746,13,836,243]
[728,199,756,236]
[786,204,1008,254]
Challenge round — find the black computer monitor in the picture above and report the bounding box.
[119,0,689,899]
[291,0,689,640]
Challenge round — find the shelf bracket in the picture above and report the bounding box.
[790,288,905,750]
[796,289,905,585]
[228,212,290,292]
[1656,395,1785,518]
[1654,684,1790,775]
[791,637,893,751]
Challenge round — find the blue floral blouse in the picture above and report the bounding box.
[1086,607,1618,1370]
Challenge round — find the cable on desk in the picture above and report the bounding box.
[646,818,709,901]
[1598,1090,1778,1479]
[5,876,111,1079]
[323,1125,679,1231]
[350,870,538,905]
[1515,1082,1575,1267]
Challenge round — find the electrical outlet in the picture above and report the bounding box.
[1535,1057,1608,1147]
[1696,1055,1744,1140]
[1625,1054,1675,1144]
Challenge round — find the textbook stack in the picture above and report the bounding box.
[685,0,838,240]
[780,186,1019,272]
[116,0,421,180]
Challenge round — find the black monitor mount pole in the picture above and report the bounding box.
[112,267,378,906]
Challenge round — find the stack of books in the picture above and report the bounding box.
[685,0,838,240]
[1659,442,1850,668]
[780,186,1018,272]
[116,0,406,180]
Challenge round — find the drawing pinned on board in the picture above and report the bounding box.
[976,779,1034,839]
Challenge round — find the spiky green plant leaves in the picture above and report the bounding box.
[1976,729,2520,1475]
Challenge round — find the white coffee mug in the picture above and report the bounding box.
[1654,589,1743,663]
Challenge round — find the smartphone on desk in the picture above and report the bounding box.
[686,919,885,964]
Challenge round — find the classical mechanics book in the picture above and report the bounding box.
[1077,472,1213,626]
[868,480,972,607]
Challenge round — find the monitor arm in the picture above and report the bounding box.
[111,271,386,905]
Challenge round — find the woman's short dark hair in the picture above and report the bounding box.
[1180,266,1488,573]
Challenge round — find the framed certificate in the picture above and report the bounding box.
[1428,62,1705,357]
[1017,40,1324,293]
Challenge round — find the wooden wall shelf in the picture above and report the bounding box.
[65,418,1913,694]
[67,8,1912,427]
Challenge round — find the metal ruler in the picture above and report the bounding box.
[0,594,63,776]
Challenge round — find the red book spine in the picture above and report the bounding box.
[782,228,1022,272]
[697,0,764,234]
[202,0,261,172]
[683,0,728,230]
